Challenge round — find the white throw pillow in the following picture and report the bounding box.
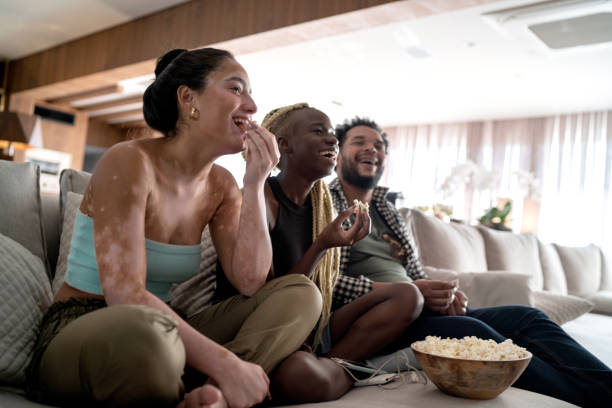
[423,266,533,308]
[532,290,594,325]
[53,191,83,294]
[0,233,53,385]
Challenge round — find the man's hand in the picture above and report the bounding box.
[412,279,458,312]
[441,289,468,316]
[382,233,405,261]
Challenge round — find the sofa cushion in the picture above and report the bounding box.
[532,291,594,325]
[410,210,487,272]
[423,266,532,308]
[59,168,91,228]
[587,291,612,315]
[40,193,60,276]
[477,227,543,290]
[600,250,612,291]
[0,233,53,385]
[170,225,218,318]
[53,192,83,294]
[538,241,568,294]
[0,161,49,277]
[555,244,601,297]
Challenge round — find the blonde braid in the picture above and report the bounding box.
[261,103,340,350]
[310,179,340,350]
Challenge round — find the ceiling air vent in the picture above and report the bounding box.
[482,0,612,50]
[528,12,612,48]
[34,105,75,126]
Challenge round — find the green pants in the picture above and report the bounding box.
[31,274,322,407]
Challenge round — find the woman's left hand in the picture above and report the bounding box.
[243,124,280,186]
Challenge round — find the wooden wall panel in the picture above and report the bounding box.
[8,0,398,94]
[86,119,125,148]
[38,107,89,171]
[8,0,502,104]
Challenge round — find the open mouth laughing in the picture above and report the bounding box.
[357,155,379,170]
[233,117,253,133]
[320,148,338,161]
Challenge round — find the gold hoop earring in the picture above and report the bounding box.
[189,106,200,120]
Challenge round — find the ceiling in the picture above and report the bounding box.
[3,0,612,129]
[241,0,612,126]
[0,0,190,59]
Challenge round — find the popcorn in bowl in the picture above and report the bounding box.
[410,336,532,400]
[412,336,529,361]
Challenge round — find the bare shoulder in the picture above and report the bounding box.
[209,163,240,199]
[83,141,153,214]
[93,141,151,179]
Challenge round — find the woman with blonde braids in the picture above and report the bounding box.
[258,104,424,403]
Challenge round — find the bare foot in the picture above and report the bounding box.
[177,384,227,408]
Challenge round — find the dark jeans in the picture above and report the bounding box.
[387,305,612,407]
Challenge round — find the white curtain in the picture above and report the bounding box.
[537,112,611,254]
[382,111,612,254]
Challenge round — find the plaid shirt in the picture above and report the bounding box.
[329,178,427,309]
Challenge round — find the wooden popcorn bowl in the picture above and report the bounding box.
[410,345,532,400]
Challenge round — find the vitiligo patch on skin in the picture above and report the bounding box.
[94,205,146,301]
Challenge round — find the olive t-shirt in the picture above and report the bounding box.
[345,206,411,283]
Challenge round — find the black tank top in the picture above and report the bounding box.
[213,177,313,301]
[267,177,313,278]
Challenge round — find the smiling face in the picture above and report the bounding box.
[190,58,257,154]
[279,108,338,180]
[336,125,386,189]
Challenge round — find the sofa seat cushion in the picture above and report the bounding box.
[555,244,601,298]
[0,233,53,385]
[587,291,612,315]
[477,227,543,290]
[410,210,487,272]
[275,379,575,407]
[562,312,612,368]
[538,241,568,294]
[532,290,594,325]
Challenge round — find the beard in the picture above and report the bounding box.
[340,160,384,190]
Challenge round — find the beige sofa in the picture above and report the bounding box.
[407,208,612,368]
[1,161,601,407]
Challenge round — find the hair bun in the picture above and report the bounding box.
[155,49,187,77]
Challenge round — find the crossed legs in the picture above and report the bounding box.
[272,282,423,403]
